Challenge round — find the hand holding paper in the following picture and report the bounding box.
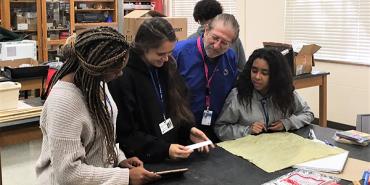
[189,127,215,152]
[169,144,193,159]
[186,140,213,151]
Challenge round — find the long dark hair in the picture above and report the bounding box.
[132,17,195,126]
[48,27,130,166]
[237,48,295,116]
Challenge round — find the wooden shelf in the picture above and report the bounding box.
[124,0,150,2]
[13,29,37,32]
[47,39,67,45]
[46,0,69,3]
[74,0,114,2]
[75,8,114,12]
[10,0,35,3]
[75,22,117,28]
[48,28,69,31]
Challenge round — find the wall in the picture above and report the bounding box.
[297,62,370,126]
[244,0,285,56]
[240,0,370,126]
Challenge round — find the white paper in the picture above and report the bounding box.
[293,151,349,173]
[186,140,213,150]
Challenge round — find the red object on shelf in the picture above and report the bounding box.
[59,31,70,39]
[151,0,163,13]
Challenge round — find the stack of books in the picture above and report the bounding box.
[334,130,370,146]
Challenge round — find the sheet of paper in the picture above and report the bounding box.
[321,158,370,181]
[217,132,345,173]
[186,140,213,150]
[17,101,34,109]
[293,151,349,173]
[263,169,340,185]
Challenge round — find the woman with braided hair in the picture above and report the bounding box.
[109,17,214,163]
[36,27,160,185]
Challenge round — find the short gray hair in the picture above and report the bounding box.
[208,13,240,42]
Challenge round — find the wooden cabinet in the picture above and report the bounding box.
[41,0,74,62]
[42,0,119,62]
[1,0,119,62]
[0,0,43,62]
[73,0,118,34]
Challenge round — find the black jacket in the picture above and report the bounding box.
[109,51,192,163]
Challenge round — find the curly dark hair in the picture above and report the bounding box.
[193,0,223,23]
[237,48,295,116]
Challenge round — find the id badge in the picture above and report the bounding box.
[159,118,174,135]
[201,110,213,126]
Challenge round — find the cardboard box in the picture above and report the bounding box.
[16,15,27,24]
[0,40,37,61]
[17,23,29,31]
[263,42,321,75]
[28,23,37,31]
[0,82,21,111]
[0,58,38,69]
[123,10,187,43]
[294,44,321,75]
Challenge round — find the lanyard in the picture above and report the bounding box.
[196,36,219,109]
[260,98,269,127]
[149,68,166,121]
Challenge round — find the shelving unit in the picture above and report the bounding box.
[123,0,152,15]
[41,0,74,62]
[41,0,118,61]
[0,0,43,62]
[74,1,117,22]
[1,0,120,62]
[72,0,117,35]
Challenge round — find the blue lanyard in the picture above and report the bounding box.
[260,98,269,127]
[149,68,166,121]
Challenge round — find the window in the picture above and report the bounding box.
[170,0,237,36]
[285,0,370,65]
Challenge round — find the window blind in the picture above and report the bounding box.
[285,0,370,65]
[170,0,237,36]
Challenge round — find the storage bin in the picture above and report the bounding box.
[0,82,21,111]
[0,40,37,61]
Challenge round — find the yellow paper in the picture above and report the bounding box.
[217,132,344,173]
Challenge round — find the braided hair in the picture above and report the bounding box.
[49,27,130,166]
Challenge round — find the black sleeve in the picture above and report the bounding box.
[108,71,171,163]
[178,122,193,145]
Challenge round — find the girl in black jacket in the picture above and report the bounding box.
[109,17,213,163]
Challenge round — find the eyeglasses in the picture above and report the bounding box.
[208,33,232,49]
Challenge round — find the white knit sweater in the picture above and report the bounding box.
[35,81,129,185]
